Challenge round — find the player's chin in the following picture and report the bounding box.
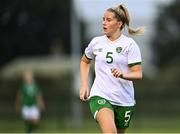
[103,30,108,35]
[104,32,111,37]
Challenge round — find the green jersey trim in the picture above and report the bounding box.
[84,53,93,60]
[128,62,141,67]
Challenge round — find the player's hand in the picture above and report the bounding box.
[79,84,90,102]
[111,68,122,78]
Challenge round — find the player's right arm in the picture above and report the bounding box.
[79,54,91,101]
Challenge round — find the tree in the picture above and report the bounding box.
[0,0,70,66]
[151,0,180,68]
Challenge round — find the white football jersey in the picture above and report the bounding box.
[85,34,142,106]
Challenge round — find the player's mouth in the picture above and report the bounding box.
[103,27,107,31]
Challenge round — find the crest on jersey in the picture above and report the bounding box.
[116,47,122,53]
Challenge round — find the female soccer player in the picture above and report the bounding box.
[15,70,45,133]
[80,4,144,133]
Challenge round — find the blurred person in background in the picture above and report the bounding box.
[80,4,144,134]
[15,70,45,133]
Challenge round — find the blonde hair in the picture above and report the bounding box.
[108,4,145,36]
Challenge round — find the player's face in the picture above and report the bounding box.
[23,72,34,84]
[102,11,122,36]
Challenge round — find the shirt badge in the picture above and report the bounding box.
[116,47,122,53]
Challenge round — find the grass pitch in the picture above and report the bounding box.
[0,116,179,133]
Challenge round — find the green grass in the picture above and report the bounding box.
[0,116,179,133]
[128,116,180,133]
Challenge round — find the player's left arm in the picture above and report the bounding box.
[111,64,142,80]
[123,64,142,80]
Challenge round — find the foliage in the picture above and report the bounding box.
[0,0,70,66]
[151,0,180,68]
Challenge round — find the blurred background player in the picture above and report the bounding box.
[15,70,45,133]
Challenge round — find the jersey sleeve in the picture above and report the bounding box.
[128,40,142,67]
[84,38,96,60]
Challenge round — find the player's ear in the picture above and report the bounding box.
[117,20,123,29]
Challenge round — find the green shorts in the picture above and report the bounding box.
[89,96,135,129]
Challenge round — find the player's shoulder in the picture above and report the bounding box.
[122,34,138,47]
[91,35,106,43]
[122,34,135,43]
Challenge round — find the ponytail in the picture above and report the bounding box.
[112,4,145,35]
[128,26,145,35]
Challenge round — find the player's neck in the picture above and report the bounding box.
[107,32,122,42]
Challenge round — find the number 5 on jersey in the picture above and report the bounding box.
[106,52,113,64]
